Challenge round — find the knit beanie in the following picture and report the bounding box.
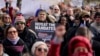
[14,15,26,24]
[68,36,93,56]
[31,41,48,55]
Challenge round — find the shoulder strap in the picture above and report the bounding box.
[28,29,38,38]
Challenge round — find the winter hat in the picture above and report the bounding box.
[74,42,87,50]
[14,15,26,24]
[31,41,48,55]
[35,9,43,17]
[81,10,90,18]
[68,36,93,56]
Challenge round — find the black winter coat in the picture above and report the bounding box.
[18,27,37,51]
[3,38,28,56]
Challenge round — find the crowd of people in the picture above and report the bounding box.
[0,0,100,56]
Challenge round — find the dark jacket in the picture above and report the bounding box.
[92,40,100,56]
[18,27,37,51]
[3,38,28,56]
[0,24,11,40]
[0,27,4,40]
[65,15,74,27]
[60,25,80,56]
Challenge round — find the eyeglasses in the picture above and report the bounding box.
[15,22,25,25]
[37,48,48,52]
[8,31,17,34]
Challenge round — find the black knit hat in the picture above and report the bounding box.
[94,12,100,18]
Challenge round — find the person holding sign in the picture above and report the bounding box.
[36,9,55,23]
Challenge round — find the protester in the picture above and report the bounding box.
[26,16,37,27]
[14,15,37,52]
[58,16,67,26]
[1,0,20,23]
[65,8,75,27]
[2,13,12,28]
[48,24,66,56]
[61,26,92,56]
[31,41,49,56]
[58,16,69,30]
[79,10,92,27]
[0,13,12,40]
[68,36,93,56]
[30,9,56,31]
[36,10,54,23]
[3,25,29,56]
[95,4,100,12]
[52,5,61,21]
[91,12,100,33]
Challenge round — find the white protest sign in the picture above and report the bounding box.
[71,0,83,7]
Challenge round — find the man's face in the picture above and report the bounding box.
[15,21,25,31]
[95,16,100,26]
[55,25,66,37]
[38,12,47,21]
[54,8,60,13]
[67,8,74,16]
[74,20,80,26]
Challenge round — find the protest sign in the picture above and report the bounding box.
[33,22,56,42]
[70,0,83,7]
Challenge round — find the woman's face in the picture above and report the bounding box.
[60,17,67,25]
[3,14,11,23]
[7,27,18,40]
[35,44,48,56]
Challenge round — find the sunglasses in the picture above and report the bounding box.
[15,22,25,25]
[8,31,17,34]
[37,48,48,52]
